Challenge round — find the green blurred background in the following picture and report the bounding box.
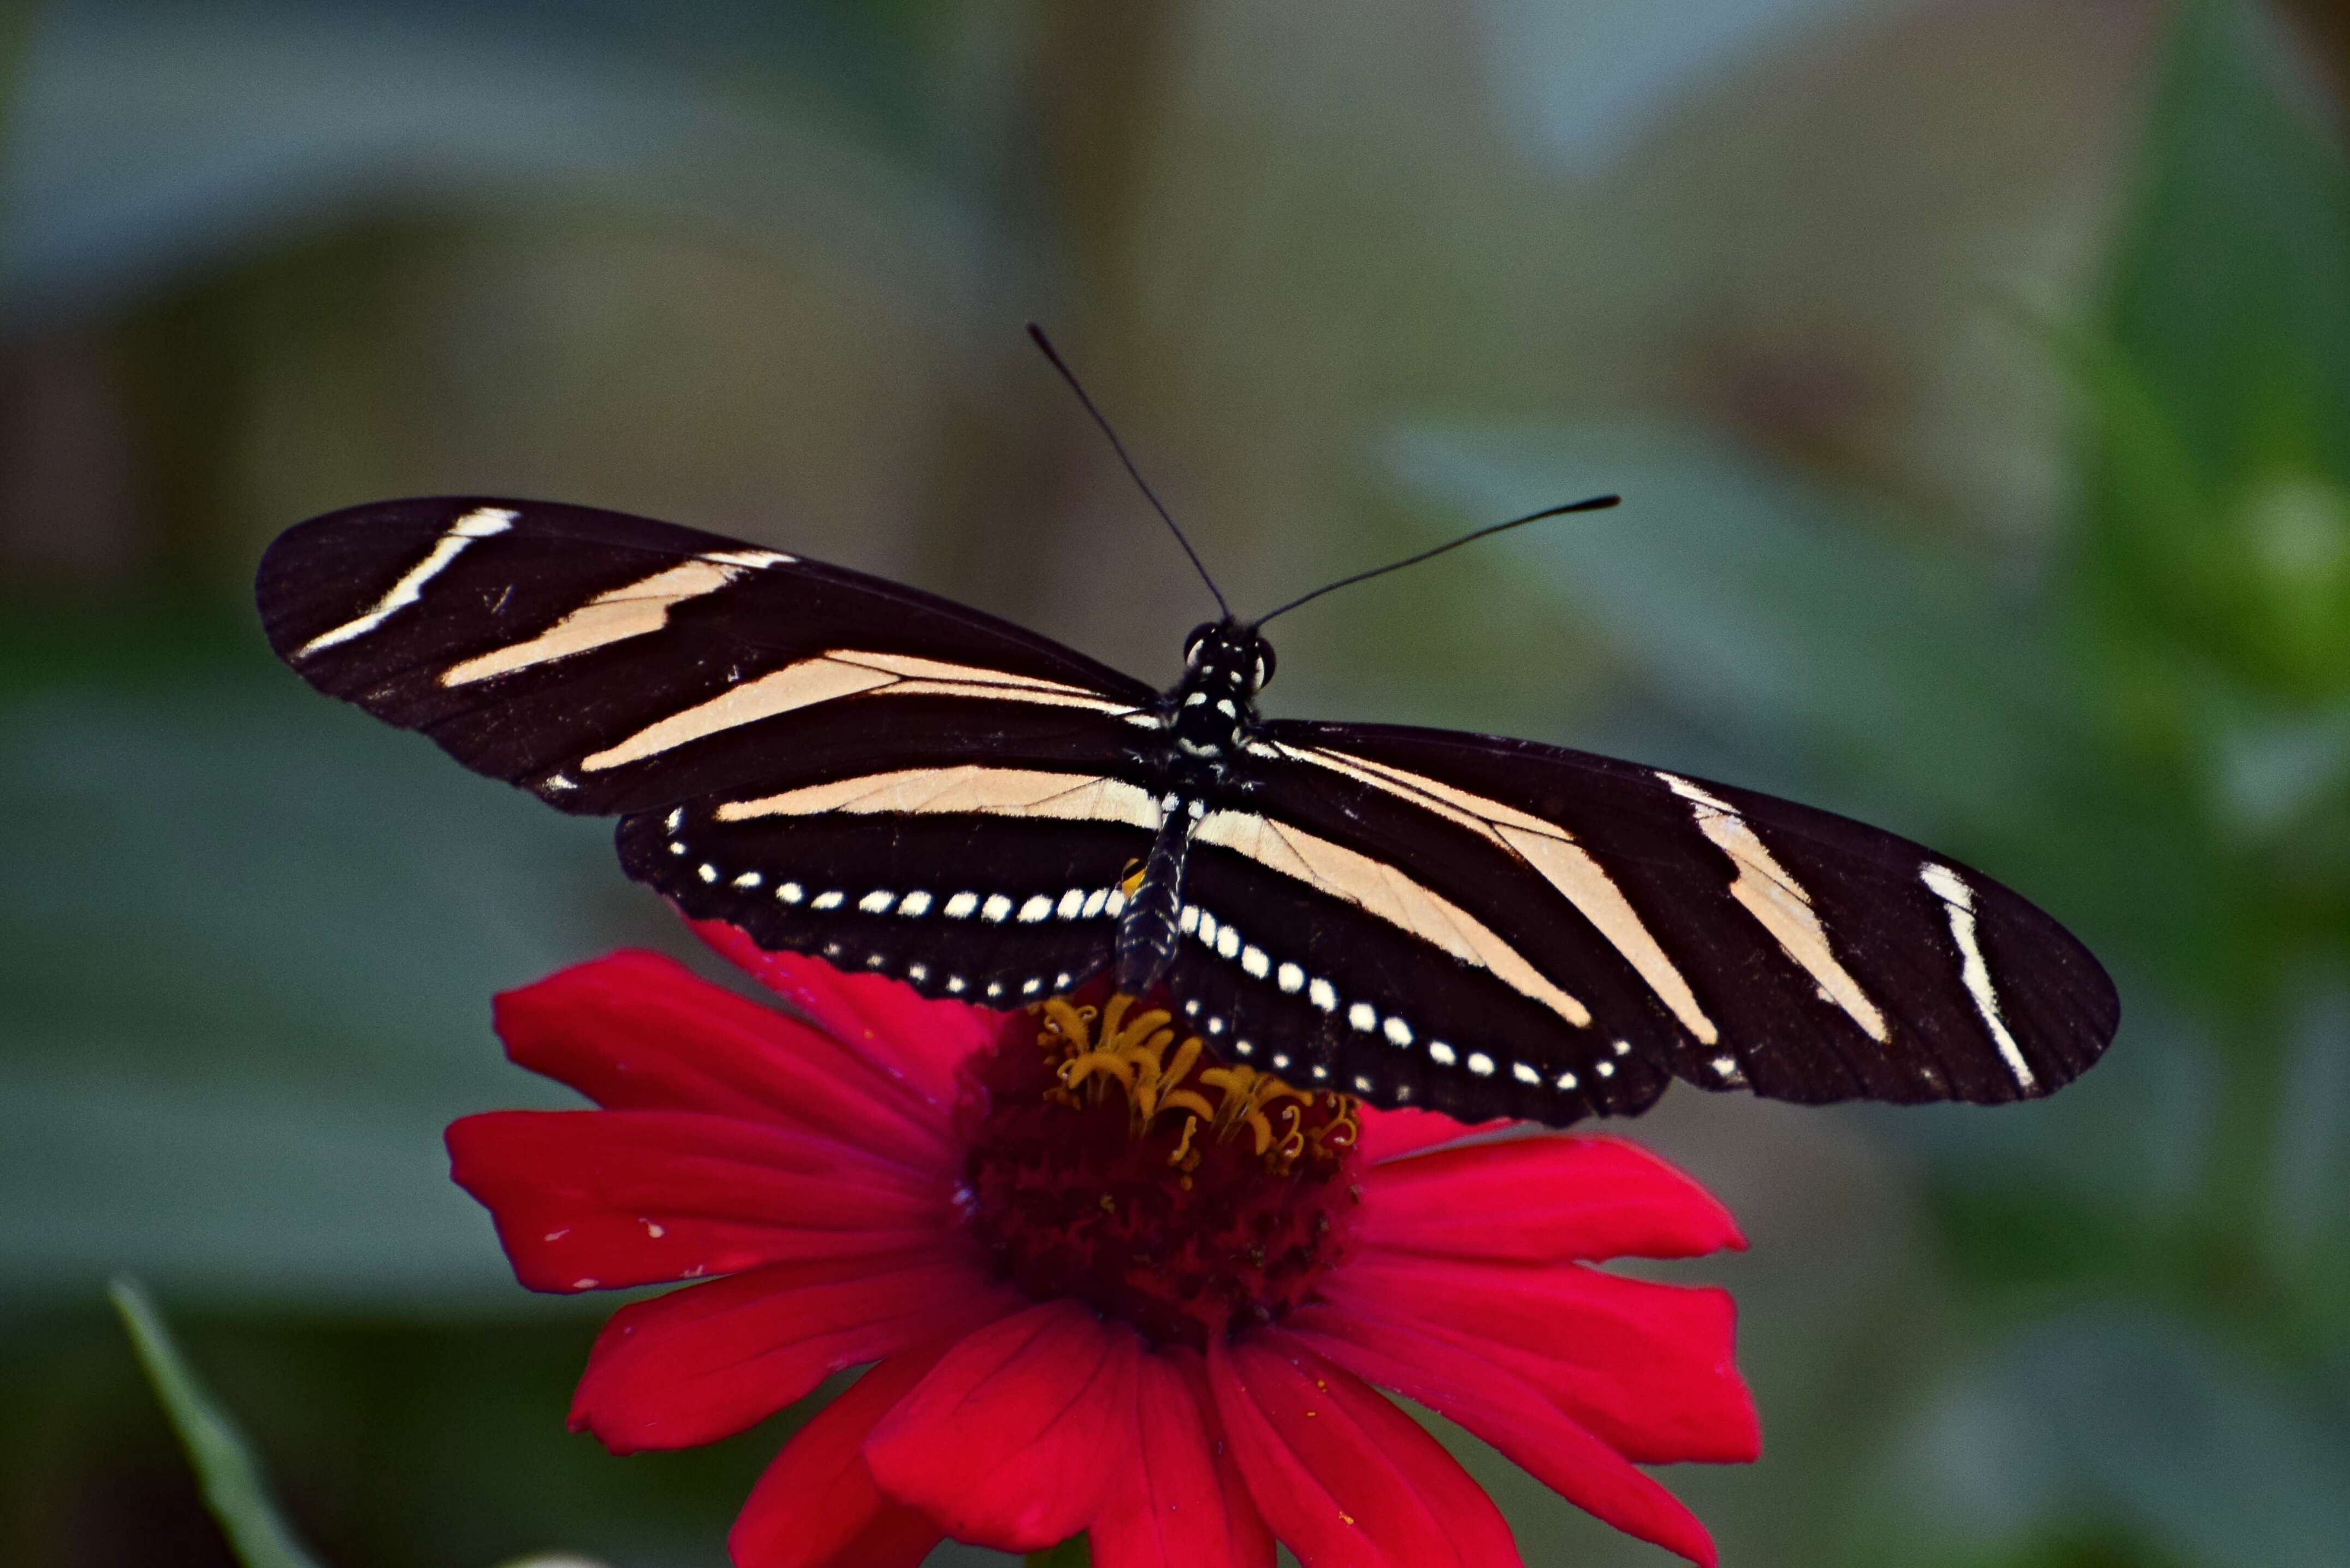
[4,1,2347,1564]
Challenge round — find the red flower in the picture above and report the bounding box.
[448,925,1758,1568]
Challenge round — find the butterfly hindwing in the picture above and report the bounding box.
[621,793,1152,1007]
[1159,834,1675,1125]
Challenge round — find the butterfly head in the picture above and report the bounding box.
[1182,620,1275,696]
[1169,620,1274,759]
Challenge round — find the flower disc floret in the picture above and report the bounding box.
[962,992,1361,1350]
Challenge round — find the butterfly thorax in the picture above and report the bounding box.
[1116,620,1275,990]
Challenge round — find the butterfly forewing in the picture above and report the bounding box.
[1253,720,2118,1108]
[257,499,1155,815]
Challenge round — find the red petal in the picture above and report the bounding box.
[1322,1255,1758,1465]
[730,1345,949,1568]
[695,920,1002,1104]
[1283,1313,1719,1567]
[1356,1135,1745,1263]
[1207,1337,1520,1568]
[1354,1104,1505,1163]
[494,950,946,1161]
[447,1110,954,1292]
[569,1254,1017,1452]
[862,1301,1142,1553]
[1090,1349,1275,1568]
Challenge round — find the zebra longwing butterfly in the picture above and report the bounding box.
[256,495,2116,1128]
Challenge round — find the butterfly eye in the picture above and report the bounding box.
[1252,646,1275,691]
[1183,624,1216,667]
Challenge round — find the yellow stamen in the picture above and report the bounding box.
[1198,1063,1311,1161]
[1307,1092,1362,1161]
[1031,993,1358,1173]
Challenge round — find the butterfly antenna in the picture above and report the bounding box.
[1252,494,1620,626]
[1026,323,1229,618]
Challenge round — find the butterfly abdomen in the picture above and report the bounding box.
[1116,797,1200,991]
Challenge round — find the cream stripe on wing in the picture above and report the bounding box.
[1281,744,1717,1043]
[1490,827,1719,1045]
[1196,808,1592,1028]
[298,507,516,656]
[828,650,1105,696]
[581,650,1133,772]
[1921,861,2034,1089]
[1658,771,1890,1043]
[1294,745,1563,836]
[443,552,790,687]
[585,659,897,771]
[856,678,1130,714]
[717,765,1164,830]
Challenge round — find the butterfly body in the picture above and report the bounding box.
[1113,620,1274,992]
[259,496,2118,1128]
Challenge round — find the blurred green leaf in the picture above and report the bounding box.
[1026,1538,1091,1568]
[2103,1,2350,486]
[0,0,34,155]
[1490,0,1870,173]
[2053,0,2350,1300]
[2270,981,2350,1320]
[1905,1001,2217,1295]
[0,3,991,331]
[0,677,669,1308]
[1392,422,2068,830]
[4,1305,813,1568]
[1883,1307,2350,1568]
[2076,0,2350,704]
[110,1276,328,1568]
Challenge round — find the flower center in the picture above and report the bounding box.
[958,991,1362,1351]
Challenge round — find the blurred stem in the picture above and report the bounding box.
[109,1278,329,1568]
[1026,1535,1092,1567]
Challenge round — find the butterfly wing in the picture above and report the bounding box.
[260,496,2121,1127]
[1149,718,2116,1126]
[258,497,1164,997]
